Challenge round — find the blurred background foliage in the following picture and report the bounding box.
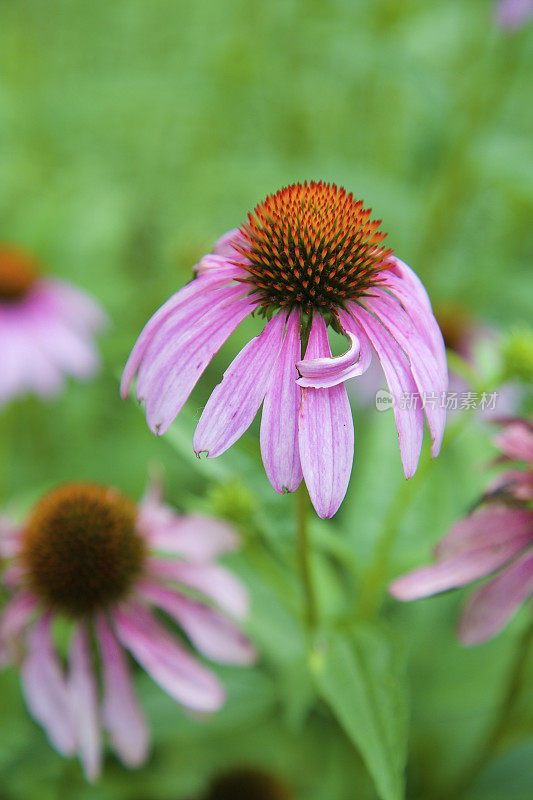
[0,0,532,798]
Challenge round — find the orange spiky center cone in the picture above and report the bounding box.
[235,181,393,315]
[21,483,146,616]
[0,246,39,302]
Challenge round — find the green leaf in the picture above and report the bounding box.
[315,624,409,800]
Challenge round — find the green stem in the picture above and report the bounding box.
[295,482,318,635]
[437,619,533,800]
[358,409,475,619]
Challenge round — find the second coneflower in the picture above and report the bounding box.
[122,182,447,518]
[0,481,254,780]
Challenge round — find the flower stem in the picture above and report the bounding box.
[437,619,533,800]
[358,410,475,619]
[295,482,318,635]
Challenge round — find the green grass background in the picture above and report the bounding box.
[0,1,532,798]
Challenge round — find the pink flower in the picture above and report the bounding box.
[390,418,533,645]
[122,182,447,519]
[0,481,254,780]
[0,245,107,406]
[496,0,533,28]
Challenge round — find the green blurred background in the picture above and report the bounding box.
[0,1,532,798]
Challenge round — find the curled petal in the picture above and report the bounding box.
[296,330,369,389]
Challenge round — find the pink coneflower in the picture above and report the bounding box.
[0,245,106,406]
[121,182,447,519]
[390,418,533,645]
[496,0,533,28]
[0,481,254,780]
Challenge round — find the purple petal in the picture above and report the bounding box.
[0,590,38,642]
[495,421,533,463]
[21,614,77,757]
[193,312,285,458]
[381,273,447,378]
[120,268,242,399]
[459,549,533,645]
[142,293,254,435]
[260,308,303,494]
[141,511,239,562]
[147,557,249,619]
[349,303,424,478]
[364,291,447,456]
[0,517,23,558]
[69,623,102,782]
[213,228,248,258]
[113,602,225,712]
[134,282,248,403]
[138,581,256,665]
[42,279,108,334]
[436,507,533,559]
[95,615,149,768]
[298,315,354,519]
[296,326,371,389]
[496,0,533,29]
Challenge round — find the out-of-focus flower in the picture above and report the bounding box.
[390,418,533,645]
[496,0,533,29]
[0,481,254,780]
[0,245,107,407]
[202,767,292,800]
[122,182,447,519]
[437,304,520,419]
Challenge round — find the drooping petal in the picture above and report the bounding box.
[382,257,447,389]
[135,282,248,403]
[364,291,447,456]
[69,623,102,782]
[120,268,243,399]
[193,312,285,458]
[96,615,149,768]
[0,590,38,642]
[494,421,533,464]
[147,558,249,619]
[140,511,239,562]
[113,602,225,713]
[21,613,77,757]
[43,279,109,335]
[0,517,23,558]
[435,507,533,560]
[138,581,256,665]
[349,303,424,478]
[142,293,254,435]
[459,549,533,645]
[260,308,303,494]
[298,315,354,519]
